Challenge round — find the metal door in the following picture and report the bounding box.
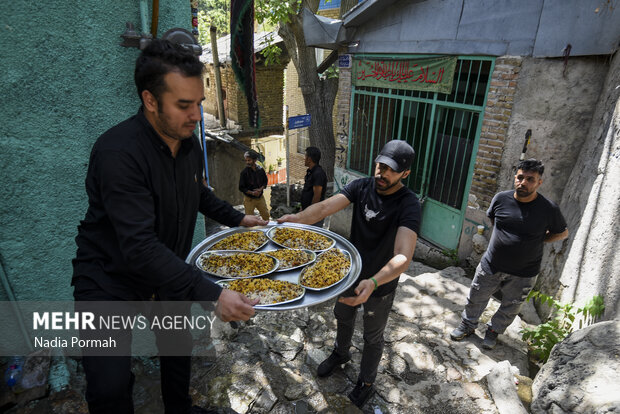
[347,57,494,249]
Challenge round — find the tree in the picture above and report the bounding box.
[196,0,229,46]
[199,0,350,180]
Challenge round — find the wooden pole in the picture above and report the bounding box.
[285,105,290,207]
[210,26,227,128]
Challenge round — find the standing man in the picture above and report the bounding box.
[300,146,328,227]
[450,159,568,349]
[239,150,270,221]
[278,140,421,409]
[72,39,266,414]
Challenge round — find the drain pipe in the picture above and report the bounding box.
[151,0,160,38]
[0,261,33,352]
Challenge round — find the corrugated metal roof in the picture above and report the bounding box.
[343,0,620,57]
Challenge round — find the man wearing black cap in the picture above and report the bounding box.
[278,140,421,408]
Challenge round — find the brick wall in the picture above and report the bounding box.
[203,62,286,136]
[469,57,522,209]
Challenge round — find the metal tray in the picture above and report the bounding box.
[187,223,362,311]
[266,225,336,252]
[260,249,317,272]
[215,279,306,309]
[196,250,279,279]
[299,248,351,291]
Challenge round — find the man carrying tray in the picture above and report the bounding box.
[278,140,421,408]
[72,39,267,414]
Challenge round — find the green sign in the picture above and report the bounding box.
[353,56,457,94]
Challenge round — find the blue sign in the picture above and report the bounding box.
[338,54,351,68]
[288,114,311,130]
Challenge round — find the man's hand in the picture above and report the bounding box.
[277,213,301,224]
[240,215,268,227]
[214,289,259,322]
[338,279,374,307]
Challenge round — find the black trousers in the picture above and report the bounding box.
[334,289,396,384]
[73,277,193,414]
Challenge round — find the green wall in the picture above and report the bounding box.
[0,2,204,301]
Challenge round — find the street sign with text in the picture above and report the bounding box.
[288,114,311,130]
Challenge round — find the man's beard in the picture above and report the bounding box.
[375,176,399,191]
[515,187,532,197]
[157,107,195,141]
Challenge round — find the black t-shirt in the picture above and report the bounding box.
[341,177,421,296]
[238,166,268,199]
[481,190,567,277]
[73,109,244,301]
[301,164,328,209]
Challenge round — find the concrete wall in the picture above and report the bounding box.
[206,140,246,207]
[0,2,197,301]
[458,56,609,260]
[539,52,620,320]
[497,56,609,203]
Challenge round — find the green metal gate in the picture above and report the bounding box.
[347,56,495,250]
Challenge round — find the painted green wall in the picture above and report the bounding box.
[0,2,205,301]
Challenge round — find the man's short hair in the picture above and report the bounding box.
[134,39,204,103]
[305,147,321,164]
[244,150,259,160]
[517,159,544,176]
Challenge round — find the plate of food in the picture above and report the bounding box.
[266,226,335,252]
[299,248,351,291]
[207,230,269,251]
[196,250,279,279]
[216,278,305,308]
[260,249,316,272]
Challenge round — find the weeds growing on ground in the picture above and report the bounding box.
[521,291,605,363]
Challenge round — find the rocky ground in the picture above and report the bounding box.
[3,262,535,414]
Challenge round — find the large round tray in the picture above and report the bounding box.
[186,223,362,311]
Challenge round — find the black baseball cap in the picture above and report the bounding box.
[375,140,415,172]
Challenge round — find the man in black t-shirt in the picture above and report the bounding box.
[301,146,328,227]
[278,140,421,408]
[450,159,568,350]
[239,150,270,220]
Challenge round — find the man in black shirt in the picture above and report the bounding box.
[450,159,568,349]
[238,150,270,221]
[72,39,267,414]
[278,140,421,408]
[301,146,328,227]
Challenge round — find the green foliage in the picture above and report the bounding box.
[260,44,283,66]
[521,291,605,363]
[196,0,230,47]
[441,248,459,265]
[321,65,339,80]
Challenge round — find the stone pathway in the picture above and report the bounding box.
[5,263,534,414]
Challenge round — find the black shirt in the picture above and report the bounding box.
[341,177,421,297]
[238,166,268,199]
[301,164,328,210]
[72,109,244,301]
[481,190,567,277]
